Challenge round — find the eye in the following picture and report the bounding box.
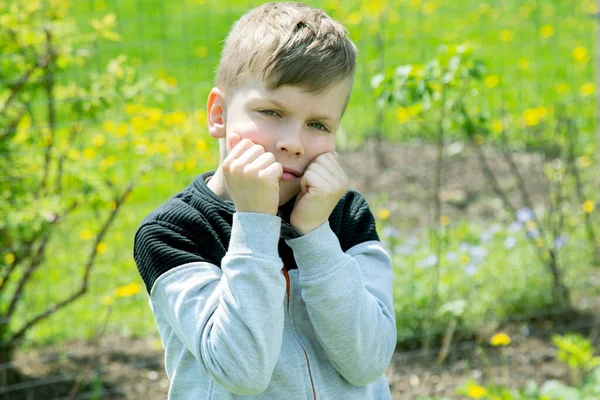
[308,121,329,132]
[258,109,281,117]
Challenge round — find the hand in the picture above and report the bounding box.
[290,152,349,234]
[222,132,283,215]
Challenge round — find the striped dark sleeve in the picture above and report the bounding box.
[133,220,208,293]
[331,190,380,252]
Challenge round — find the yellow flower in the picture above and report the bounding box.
[83,148,96,159]
[185,158,196,171]
[576,155,592,168]
[440,215,451,226]
[572,46,589,63]
[196,46,208,58]
[92,134,106,147]
[103,120,117,133]
[492,120,503,133]
[346,12,362,25]
[522,107,547,127]
[555,83,570,95]
[146,107,163,123]
[166,76,178,87]
[539,25,554,38]
[498,30,513,43]
[164,111,187,126]
[196,139,208,152]
[526,220,537,231]
[473,134,484,146]
[107,200,117,210]
[535,238,545,248]
[396,107,410,124]
[585,2,599,14]
[517,58,529,70]
[377,208,391,221]
[422,1,437,15]
[173,160,185,171]
[4,253,15,265]
[467,385,488,398]
[102,296,114,306]
[125,103,142,116]
[490,332,511,346]
[115,282,141,298]
[460,254,470,265]
[583,200,595,213]
[484,75,499,88]
[96,242,108,254]
[80,230,94,240]
[580,83,595,97]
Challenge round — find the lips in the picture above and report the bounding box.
[281,167,302,182]
[282,167,302,178]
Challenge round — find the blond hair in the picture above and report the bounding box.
[216,2,357,96]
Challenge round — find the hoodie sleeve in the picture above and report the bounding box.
[285,196,396,386]
[134,212,286,395]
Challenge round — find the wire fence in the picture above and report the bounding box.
[1,0,598,398]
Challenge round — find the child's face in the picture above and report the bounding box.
[221,77,352,206]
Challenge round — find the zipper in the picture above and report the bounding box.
[282,265,316,399]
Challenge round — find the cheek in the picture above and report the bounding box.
[307,135,336,156]
[226,120,269,151]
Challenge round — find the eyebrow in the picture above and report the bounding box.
[250,95,338,123]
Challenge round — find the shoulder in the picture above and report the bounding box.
[329,188,379,251]
[133,175,228,292]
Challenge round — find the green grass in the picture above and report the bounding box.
[12,0,597,349]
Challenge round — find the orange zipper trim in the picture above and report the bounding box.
[303,349,317,400]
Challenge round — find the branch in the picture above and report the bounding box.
[38,28,57,198]
[499,121,549,241]
[9,174,139,344]
[0,64,39,119]
[0,107,27,142]
[3,202,79,319]
[54,123,81,195]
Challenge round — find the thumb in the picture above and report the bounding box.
[228,132,241,151]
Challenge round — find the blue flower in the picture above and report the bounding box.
[464,264,478,276]
[382,226,400,238]
[419,255,438,268]
[480,231,493,243]
[504,237,517,249]
[469,246,488,264]
[526,229,540,239]
[517,207,535,222]
[445,252,457,262]
[459,242,470,252]
[509,221,522,232]
[553,234,567,249]
[394,245,415,255]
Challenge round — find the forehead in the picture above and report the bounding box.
[233,77,353,121]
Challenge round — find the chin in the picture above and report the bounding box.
[278,184,300,206]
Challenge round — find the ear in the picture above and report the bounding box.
[207,87,226,139]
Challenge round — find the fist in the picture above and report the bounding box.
[290,152,349,234]
[222,132,283,215]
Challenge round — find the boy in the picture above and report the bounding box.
[133,2,396,399]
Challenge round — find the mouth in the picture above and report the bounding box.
[281,167,302,182]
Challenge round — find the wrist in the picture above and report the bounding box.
[292,220,327,235]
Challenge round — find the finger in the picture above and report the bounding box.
[259,161,283,180]
[301,169,328,193]
[306,162,336,185]
[225,138,254,162]
[247,151,276,172]
[235,144,265,167]
[227,132,242,152]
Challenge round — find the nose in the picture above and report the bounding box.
[275,125,304,157]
